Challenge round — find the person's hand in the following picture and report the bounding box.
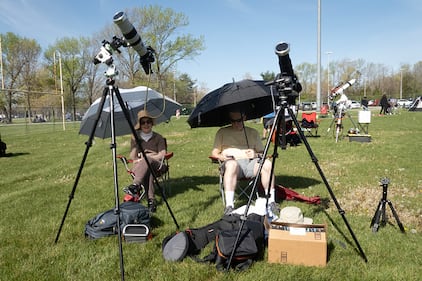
[245,149,256,159]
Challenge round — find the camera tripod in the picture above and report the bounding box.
[370,178,405,233]
[54,63,179,281]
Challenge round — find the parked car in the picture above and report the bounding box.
[301,102,313,111]
[396,99,413,108]
[348,100,361,109]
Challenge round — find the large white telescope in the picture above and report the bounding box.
[330,78,356,98]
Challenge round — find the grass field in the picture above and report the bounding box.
[0,108,421,281]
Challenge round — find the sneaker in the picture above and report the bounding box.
[123,184,140,196]
[148,199,156,213]
[224,205,234,216]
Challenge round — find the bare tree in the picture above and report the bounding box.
[1,32,41,122]
[20,39,42,121]
[45,37,90,120]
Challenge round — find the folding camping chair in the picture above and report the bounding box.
[300,111,320,137]
[117,138,173,201]
[209,156,260,207]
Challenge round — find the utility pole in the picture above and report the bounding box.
[326,51,333,105]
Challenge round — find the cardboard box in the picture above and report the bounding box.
[268,222,327,267]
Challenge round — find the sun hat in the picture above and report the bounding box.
[275,206,313,224]
[135,110,154,129]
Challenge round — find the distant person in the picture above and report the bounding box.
[379,94,389,115]
[361,96,369,110]
[0,137,6,157]
[262,112,275,139]
[175,109,180,119]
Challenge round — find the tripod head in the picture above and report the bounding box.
[265,42,302,107]
[380,177,390,188]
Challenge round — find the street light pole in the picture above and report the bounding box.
[316,0,322,110]
[326,51,333,105]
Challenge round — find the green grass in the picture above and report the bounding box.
[0,109,421,281]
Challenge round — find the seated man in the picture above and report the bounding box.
[124,110,167,213]
[211,110,278,216]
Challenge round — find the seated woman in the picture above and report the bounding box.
[124,110,167,212]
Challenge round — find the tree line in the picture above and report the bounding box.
[0,6,204,123]
[1,5,421,123]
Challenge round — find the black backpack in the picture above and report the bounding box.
[162,214,265,271]
[85,201,150,239]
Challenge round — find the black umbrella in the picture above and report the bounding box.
[80,86,181,139]
[187,79,277,128]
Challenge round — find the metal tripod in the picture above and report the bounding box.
[370,178,405,233]
[54,76,180,281]
[225,95,368,271]
[327,105,359,142]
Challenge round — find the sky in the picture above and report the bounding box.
[0,0,421,91]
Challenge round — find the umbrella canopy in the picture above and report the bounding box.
[187,79,277,128]
[79,86,181,139]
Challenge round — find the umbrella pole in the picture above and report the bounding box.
[113,86,180,231]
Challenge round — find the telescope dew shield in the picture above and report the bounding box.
[113,11,148,57]
[113,11,155,74]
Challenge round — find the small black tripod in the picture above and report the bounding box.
[370,178,405,233]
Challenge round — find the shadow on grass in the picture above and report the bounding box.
[276,175,322,189]
[0,152,30,157]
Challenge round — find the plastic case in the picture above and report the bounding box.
[122,224,150,243]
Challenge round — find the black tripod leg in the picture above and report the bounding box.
[55,87,109,244]
[347,111,359,129]
[326,116,335,135]
[370,200,384,233]
[288,107,368,262]
[387,201,405,233]
[113,87,179,230]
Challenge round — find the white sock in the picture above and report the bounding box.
[267,188,276,204]
[225,191,235,207]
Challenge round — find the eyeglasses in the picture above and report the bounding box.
[140,119,153,125]
[230,118,243,123]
